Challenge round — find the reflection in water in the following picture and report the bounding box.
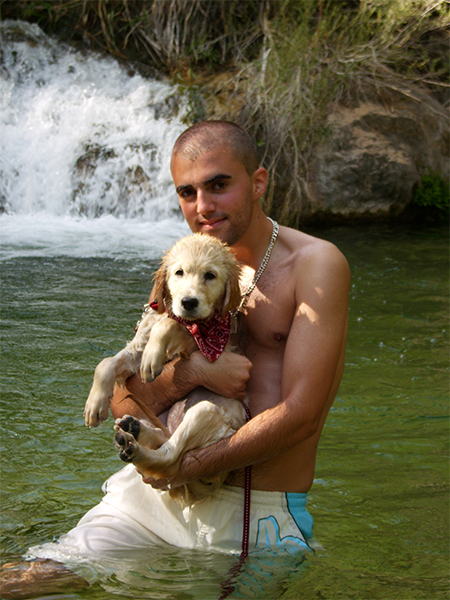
[90,548,309,599]
[94,548,310,599]
[0,547,310,599]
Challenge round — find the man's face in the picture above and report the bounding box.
[171,145,263,247]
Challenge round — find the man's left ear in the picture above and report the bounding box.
[252,167,268,201]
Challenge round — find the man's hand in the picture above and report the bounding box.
[138,451,201,490]
[189,350,252,400]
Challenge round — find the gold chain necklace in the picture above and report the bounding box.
[231,217,279,327]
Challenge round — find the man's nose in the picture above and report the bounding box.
[196,189,215,214]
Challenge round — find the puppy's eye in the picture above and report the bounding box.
[175,269,184,277]
[204,271,216,281]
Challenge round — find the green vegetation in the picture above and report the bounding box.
[1,0,449,225]
[412,171,450,221]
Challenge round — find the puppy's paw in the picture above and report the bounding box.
[114,415,168,449]
[139,362,163,383]
[140,348,164,382]
[114,428,138,463]
[84,394,110,427]
[114,415,140,440]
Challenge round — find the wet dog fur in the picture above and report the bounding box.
[84,233,247,505]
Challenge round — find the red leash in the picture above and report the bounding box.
[219,402,252,600]
[240,402,252,559]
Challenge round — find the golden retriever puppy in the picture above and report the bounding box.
[84,233,247,504]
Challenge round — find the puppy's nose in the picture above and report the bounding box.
[181,297,199,312]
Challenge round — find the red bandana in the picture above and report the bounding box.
[172,311,231,362]
[148,300,231,361]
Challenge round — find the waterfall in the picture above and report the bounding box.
[0,21,190,260]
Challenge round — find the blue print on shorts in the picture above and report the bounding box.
[255,516,310,554]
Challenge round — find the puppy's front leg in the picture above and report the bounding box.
[140,318,194,381]
[84,348,141,427]
[84,356,118,427]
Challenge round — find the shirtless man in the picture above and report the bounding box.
[1,122,350,599]
[107,121,350,536]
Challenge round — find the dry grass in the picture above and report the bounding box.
[0,0,271,71]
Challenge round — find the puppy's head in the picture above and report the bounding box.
[152,234,241,320]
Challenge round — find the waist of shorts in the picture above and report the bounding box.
[213,484,308,507]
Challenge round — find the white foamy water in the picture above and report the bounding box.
[0,20,190,260]
[1,213,190,261]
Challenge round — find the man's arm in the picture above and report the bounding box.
[111,347,252,420]
[162,242,350,486]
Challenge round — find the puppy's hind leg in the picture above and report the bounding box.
[114,415,169,450]
[115,400,238,480]
[113,429,179,480]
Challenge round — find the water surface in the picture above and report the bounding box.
[1,225,448,599]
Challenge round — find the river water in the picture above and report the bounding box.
[1,21,449,600]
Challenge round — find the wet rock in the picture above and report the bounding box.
[72,143,156,217]
[307,84,449,222]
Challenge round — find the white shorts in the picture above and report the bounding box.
[29,465,314,563]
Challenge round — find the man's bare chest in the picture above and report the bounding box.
[237,270,295,351]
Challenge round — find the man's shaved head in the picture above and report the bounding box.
[172,121,260,176]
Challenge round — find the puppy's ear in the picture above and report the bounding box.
[221,262,242,317]
[152,263,168,314]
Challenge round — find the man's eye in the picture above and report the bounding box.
[179,188,195,199]
[204,271,216,281]
[175,269,184,277]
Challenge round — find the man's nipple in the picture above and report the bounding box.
[273,332,286,342]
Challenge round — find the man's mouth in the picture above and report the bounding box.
[199,217,226,230]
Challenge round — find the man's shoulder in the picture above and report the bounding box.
[277,226,350,298]
[280,226,347,265]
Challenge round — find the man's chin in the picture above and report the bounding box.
[195,219,244,247]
